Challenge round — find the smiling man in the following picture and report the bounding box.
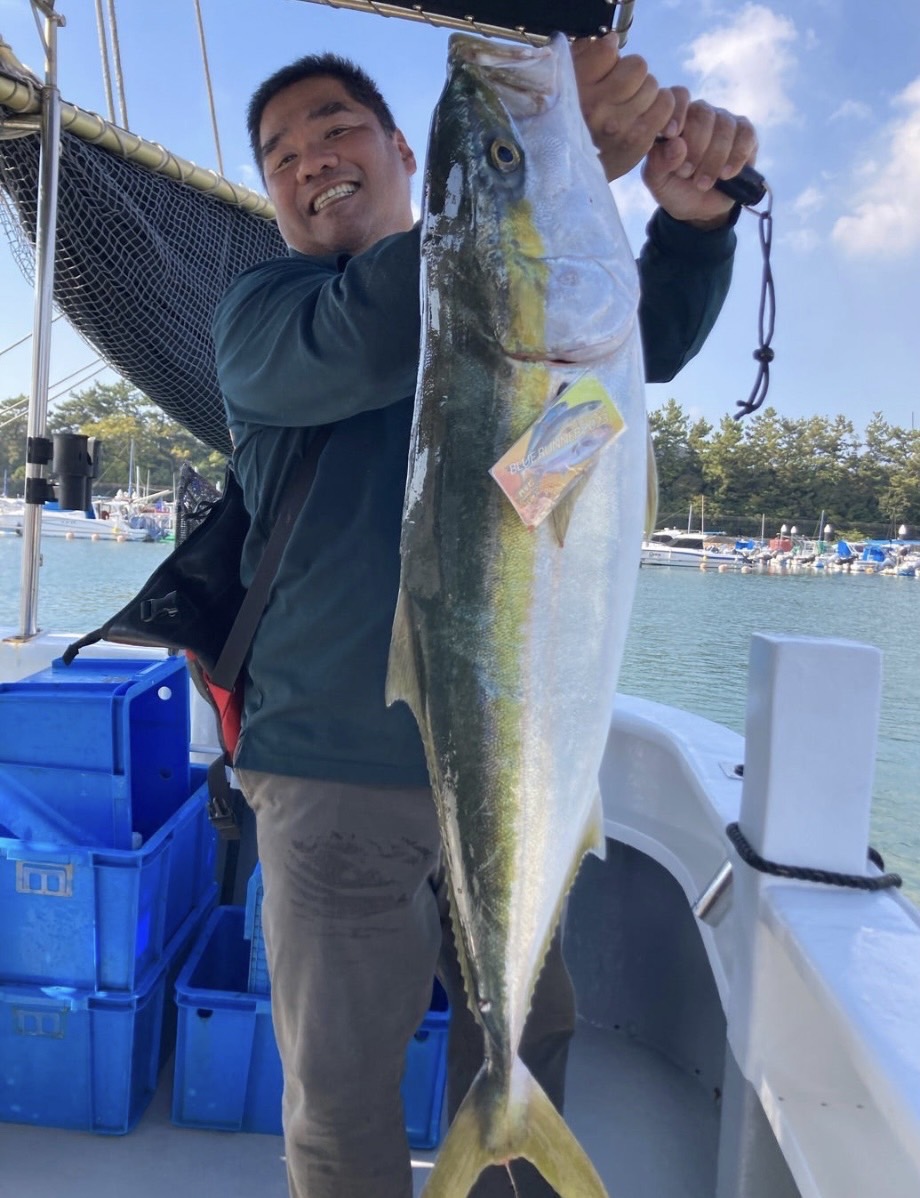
[255,61,417,257]
[212,42,756,1198]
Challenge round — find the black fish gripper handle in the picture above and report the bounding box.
[715,163,767,208]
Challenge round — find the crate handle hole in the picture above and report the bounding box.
[196,1008,215,1020]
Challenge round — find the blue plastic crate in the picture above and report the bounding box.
[0,763,217,990]
[0,656,191,850]
[404,977,450,1150]
[0,886,215,1135]
[243,861,268,993]
[172,905,281,1135]
[173,906,450,1146]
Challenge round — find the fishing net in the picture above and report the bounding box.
[0,49,285,457]
[0,2,631,460]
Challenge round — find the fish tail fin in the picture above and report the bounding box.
[423,1058,609,1198]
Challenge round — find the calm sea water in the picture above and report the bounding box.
[2,535,918,900]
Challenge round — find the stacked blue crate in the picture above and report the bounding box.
[0,656,192,848]
[0,657,218,1134]
[174,866,450,1148]
[243,860,269,992]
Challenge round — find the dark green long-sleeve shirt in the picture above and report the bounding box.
[213,209,737,785]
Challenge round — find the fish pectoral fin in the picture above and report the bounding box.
[385,586,424,719]
[549,470,592,548]
[423,1058,609,1198]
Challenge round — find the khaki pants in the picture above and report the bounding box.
[237,770,575,1198]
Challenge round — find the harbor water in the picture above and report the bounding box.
[1,535,918,901]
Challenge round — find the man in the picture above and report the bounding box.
[213,36,756,1198]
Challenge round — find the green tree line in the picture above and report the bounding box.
[0,381,226,496]
[651,400,920,539]
[2,385,917,537]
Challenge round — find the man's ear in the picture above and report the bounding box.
[394,129,418,177]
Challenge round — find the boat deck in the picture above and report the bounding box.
[0,1019,719,1196]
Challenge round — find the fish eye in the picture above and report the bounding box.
[489,138,522,173]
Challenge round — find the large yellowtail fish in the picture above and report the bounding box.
[387,31,650,1197]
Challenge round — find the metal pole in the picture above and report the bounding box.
[18,1,64,639]
[192,0,225,176]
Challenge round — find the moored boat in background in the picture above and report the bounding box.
[0,498,150,540]
[641,527,750,569]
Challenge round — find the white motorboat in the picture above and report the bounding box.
[641,528,749,569]
[0,5,918,1197]
[0,497,24,536]
[3,504,148,540]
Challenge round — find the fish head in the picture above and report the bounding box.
[422,33,640,370]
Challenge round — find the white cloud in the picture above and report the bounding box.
[608,176,658,258]
[781,228,821,253]
[832,77,920,256]
[610,174,656,223]
[682,4,798,128]
[830,99,872,123]
[792,186,825,217]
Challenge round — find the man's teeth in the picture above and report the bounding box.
[313,183,358,213]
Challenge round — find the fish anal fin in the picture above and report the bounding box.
[422,1058,609,1198]
[584,789,607,860]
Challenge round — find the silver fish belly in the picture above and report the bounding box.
[387,31,648,1198]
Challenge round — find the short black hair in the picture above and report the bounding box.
[247,53,397,175]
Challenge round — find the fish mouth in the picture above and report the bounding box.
[449,32,560,115]
[450,32,555,71]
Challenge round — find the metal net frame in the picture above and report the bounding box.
[0,47,286,457]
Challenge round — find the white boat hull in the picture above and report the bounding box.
[0,506,148,541]
[641,544,745,569]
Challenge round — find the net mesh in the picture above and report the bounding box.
[0,2,630,459]
[0,88,285,457]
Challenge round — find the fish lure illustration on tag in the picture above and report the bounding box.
[490,372,626,529]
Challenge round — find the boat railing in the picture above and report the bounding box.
[602,634,920,1197]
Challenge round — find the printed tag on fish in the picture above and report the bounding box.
[489,374,625,529]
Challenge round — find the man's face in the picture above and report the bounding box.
[259,75,417,258]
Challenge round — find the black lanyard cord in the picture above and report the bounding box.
[735,186,776,420]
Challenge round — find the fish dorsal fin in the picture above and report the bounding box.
[549,469,593,547]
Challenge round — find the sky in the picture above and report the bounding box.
[0,0,918,439]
